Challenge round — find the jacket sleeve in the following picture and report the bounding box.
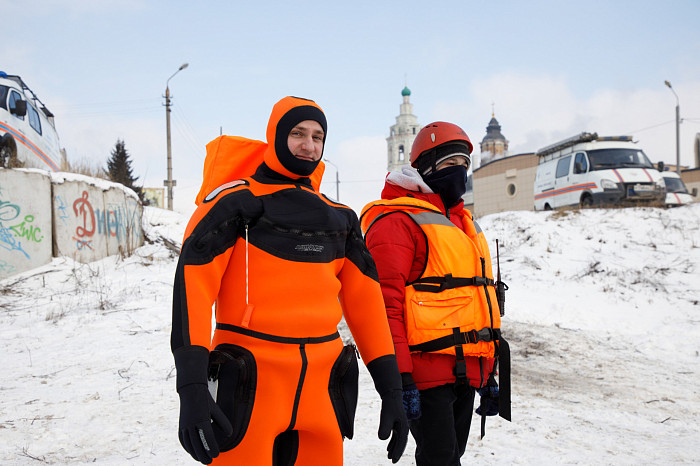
[170,195,245,354]
[364,212,423,375]
[337,213,396,365]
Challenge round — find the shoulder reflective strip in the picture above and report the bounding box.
[612,169,625,183]
[406,211,453,227]
[204,179,247,202]
[534,182,597,200]
[473,220,482,235]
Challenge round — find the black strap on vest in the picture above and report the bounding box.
[411,273,495,293]
[216,323,339,345]
[452,328,468,387]
[498,336,511,422]
[408,327,500,353]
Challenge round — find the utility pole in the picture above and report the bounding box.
[323,158,340,201]
[164,63,188,210]
[664,80,681,174]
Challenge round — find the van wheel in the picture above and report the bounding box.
[580,194,593,208]
[544,203,552,211]
[0,136,22,168]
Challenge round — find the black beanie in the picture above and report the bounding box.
[416,142,471,175]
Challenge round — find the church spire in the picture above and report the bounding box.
[387,85,421,172]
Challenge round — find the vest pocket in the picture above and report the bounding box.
[208,344,257,451]
[409,288,475,330]
[328,344,359,439]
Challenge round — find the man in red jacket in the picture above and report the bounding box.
[361,121,503,466]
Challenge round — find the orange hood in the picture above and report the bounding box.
[263,96,327,180]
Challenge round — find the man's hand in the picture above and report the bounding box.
[475,385,499,417]
[378,389,409,463]
[177,383,233,464]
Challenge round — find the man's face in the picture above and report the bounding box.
[436,155,469,171]
[287,120,325,162]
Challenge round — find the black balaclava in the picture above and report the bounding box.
[264,97,327,178]
[422,164,469,208]
[417,141,470,208]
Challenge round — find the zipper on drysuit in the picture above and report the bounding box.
[241,222,254,327]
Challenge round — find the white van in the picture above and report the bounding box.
[534,132,665,210]
[660,170,696,207]
[0,71,63,171]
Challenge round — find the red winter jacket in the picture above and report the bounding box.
[364,173,494,390]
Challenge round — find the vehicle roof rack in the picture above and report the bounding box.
[536,132,634,157]
[1,73,56,125]
[536,132,598,157]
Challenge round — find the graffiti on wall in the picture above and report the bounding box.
[70,190,142,251]
[1,197,44,261]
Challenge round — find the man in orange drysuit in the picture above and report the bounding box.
[171,96,409,465]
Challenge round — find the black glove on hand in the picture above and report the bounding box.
[402,384,421,421]
[475,385,500,417]
[401,372,421,421]
[177,383,232,464]
[367,355,409,464]
[174,346,233,465]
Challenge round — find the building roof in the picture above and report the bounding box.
[481,115,506,143]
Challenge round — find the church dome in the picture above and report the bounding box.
[401,86,411,97]
[481,115,506,144]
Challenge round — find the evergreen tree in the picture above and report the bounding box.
[106,139,143,201]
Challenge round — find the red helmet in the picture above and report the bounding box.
[410,121,473,168]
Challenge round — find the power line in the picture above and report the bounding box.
[624,119,674,134]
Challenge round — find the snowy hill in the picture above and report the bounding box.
[1,204,699,465]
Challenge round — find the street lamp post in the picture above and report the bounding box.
[164,63,189,210]
[664,80,681,174]
[323,158,340,201]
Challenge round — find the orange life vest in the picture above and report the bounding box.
[361,197,501,359]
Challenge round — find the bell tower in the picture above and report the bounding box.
[387,86,421,172]
[478,105,509,168]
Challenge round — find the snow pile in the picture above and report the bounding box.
[1,204,699,465]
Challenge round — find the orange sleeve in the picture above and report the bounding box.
[337,214,396,363]
[338,260,396,363]
[171,190,252,352]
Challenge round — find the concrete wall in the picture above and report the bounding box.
[0,168,144,279]
[681,168,700,201]
[473,153,538,218]
[0,169,53,278]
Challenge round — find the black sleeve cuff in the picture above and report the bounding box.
[366,354,402,397]
[173,345,210,390]
[401,372,415,388]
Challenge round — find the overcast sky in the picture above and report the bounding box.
[3,0,700,215]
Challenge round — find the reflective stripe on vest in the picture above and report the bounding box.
[402,207,499,358]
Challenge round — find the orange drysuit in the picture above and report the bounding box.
[171,97,400,465]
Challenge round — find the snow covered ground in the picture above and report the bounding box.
[1,203,699,465]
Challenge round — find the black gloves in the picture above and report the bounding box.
[401,373,421,421]
[174,346,233,465]
[475,385,500,417]
[367,355,409,464]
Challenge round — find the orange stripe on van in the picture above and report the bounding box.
[0,121,59,171]
[534,182,597,200]
[611,169,625,183]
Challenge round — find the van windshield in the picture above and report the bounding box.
[663,176,688,194]
[587,148,655,170]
